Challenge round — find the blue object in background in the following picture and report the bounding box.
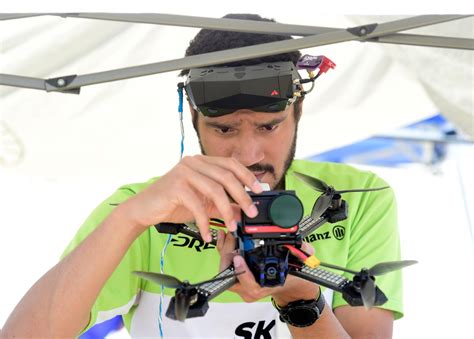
[306,114,455,167]
[80,315,123,339]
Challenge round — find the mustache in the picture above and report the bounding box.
[247,163,275,175]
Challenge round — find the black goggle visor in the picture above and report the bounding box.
[184,62,301,117]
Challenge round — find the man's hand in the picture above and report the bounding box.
[117,155,263,242]
[216,231,320,305]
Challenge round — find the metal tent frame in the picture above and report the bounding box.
[0,13,472,94]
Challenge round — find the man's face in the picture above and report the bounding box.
[194,103,298,190]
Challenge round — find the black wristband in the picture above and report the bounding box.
[272,288,325,328]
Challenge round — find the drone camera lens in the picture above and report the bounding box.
[269,193,304,228]
[266,266,277,278]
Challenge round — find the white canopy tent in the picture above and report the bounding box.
[1,14,472,178]
[0,10,473,338]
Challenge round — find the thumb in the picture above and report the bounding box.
[233,255,259,287]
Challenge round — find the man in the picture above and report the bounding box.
[1,14,402,338]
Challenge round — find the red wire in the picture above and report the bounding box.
[284,245,308,262]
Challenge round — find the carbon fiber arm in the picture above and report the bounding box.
[289,265,350,293]
[196,265,238,301]
[298,215,328,238]
[167,265,238,320]
[288,266,388,307]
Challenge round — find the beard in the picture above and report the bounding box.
[274,128,297,189]
[197,125,298,190]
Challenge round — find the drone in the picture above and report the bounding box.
[133,171,417,322]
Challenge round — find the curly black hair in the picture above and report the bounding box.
[179,13,301,77]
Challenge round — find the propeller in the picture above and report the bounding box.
[359,270,376,309]
[293,172,389,219]
[311,194,332,220]
[134,270,243,321]
[318,260,417,308]
[175,287,193,322]
[133,271,183,288]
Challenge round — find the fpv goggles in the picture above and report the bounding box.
[182,55,336,117]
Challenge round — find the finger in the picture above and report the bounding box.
[221,231,237,254]
[232,255,274,300]
[185,171,239,232]
[216,230,225,251]
[194,155,263,194]
[207,169,257,219]
[185,156,259,218]
[211,204,242,223]
[180,189,212,242]
[232,255,260,288]
[217,232,238,271]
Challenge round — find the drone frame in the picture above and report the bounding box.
[153,182,389,321]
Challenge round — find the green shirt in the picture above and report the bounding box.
[62,160,403,337]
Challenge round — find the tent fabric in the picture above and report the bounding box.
[2,15,471,179]
[350,15,473,139]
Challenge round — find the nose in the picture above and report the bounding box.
[231,133,265,167]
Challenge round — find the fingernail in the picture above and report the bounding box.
[252,180,263,193]
[205,234,212,243]
[247,204,258,218]
[234,256,244,268]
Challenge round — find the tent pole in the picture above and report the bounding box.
[1,13,471,50]
[0,15,471,92]
[59,13,474,50]
[369,33,474,50]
